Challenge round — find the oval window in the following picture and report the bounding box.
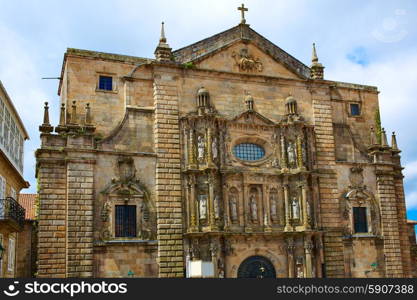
[233,143,265,161]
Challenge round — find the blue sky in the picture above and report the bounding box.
[1,0,417,220]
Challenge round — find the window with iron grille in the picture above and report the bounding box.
[98,75,113,91]
[353,207,368,233]
[233,143,265,161]
[115,205,136,237]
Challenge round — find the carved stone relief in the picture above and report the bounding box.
[232,48,263,72]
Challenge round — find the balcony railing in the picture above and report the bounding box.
[0,197,26,228]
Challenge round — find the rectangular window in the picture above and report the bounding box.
[115,205,136,237]
[350,103,360,116]
[4,110,10,151]
[7,238,15,272]
[98,76,113,91]
[353,207,368,233]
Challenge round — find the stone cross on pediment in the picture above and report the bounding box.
[238,4,248,24]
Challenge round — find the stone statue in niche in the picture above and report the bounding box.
[292,197,300,219]
[199,195,208,220]
[287,142,296,167]
[218,260,225,278]
[214,195,220,219]
[229,194,238,223]
[250,194,258,222]
[296,265,304,278]
[263,214,269,226]
[197,135,205,161]
[212,137,218,160]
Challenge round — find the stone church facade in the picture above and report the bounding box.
[35,15,417,278]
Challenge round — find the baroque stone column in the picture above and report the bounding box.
[286,236,295,278]
[283,184,292,232]
[207,124,215,168]
[280,134,288,170]
[301,183,311,230]
[188,125,197,169]
[263,185,272,232]
[304,235,314,278]
[188,174,198,232]
[243,178,251,232]
[208,171,218,231]
[296,135,304,169]
[210,238,220,278]
[222,182,230,231]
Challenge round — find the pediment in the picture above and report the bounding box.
[232,110,276,126]
[194,42,302,79]
[173,25,310,79]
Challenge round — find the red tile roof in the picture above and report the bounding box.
[18,193,37,220]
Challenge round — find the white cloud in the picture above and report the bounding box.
[403,160,417,179]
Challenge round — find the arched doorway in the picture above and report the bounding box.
[237,256,276,278]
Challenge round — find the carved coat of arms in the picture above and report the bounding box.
[232,48,263,72]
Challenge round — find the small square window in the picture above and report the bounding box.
[98,76,113,91]
[350,103,360,116]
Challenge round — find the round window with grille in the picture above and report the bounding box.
[233,143,265,161]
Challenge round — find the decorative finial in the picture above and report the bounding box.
[370,126,377,145]
[238,3,248,24]
[42,102,50,125]
[70,100,77,124]
[85,103,92,125]
[160,22,166,43]
[245,93,254,111]
[391,131,399,151]
[154,21,173,62]
[59,103,65,126]
[312,43,318,63]
[381,128,388,147]
[39,101,53,133]
[310,43,324,80]
[55,103,67,134]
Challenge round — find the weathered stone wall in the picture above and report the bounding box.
[310,87,345,277]
[66,160,94,277]
[375,166,404,277]
[153,69,184,277]
[16,222,36,277]
[177,70,313,124]
[37,156,67,277]
[61,50,153,136]
[94,243,158,277]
